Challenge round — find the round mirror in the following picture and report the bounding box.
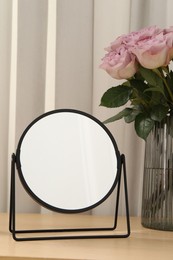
[16,109,120,213]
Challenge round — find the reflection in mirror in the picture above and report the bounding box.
[16,109,120,212]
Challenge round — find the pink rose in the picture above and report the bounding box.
[100,46,138,79]
[100,26,173,79]
[131,31,173,69]
[109,26,162,51]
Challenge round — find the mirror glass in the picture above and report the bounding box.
[16,109,120,212]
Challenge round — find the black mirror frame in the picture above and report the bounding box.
[15,108,121,214]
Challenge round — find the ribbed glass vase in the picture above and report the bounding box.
[141,116,173,230]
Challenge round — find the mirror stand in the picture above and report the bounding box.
[9,153,130,241]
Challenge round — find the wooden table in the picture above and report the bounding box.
[0,213,173,260]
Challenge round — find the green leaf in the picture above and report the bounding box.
[166,70,173,93]
[103,108,132,124]
[144,87,165,95]
[100,85,132,108]
[129,79,152,104]
[134,71,145,81]
[150,105,169,122]
[124,109,141,123]
[129,79,148,93]
[122,80,131,87]
[135,114,154,140]
[139,66,163,87]
[149,91,167,107]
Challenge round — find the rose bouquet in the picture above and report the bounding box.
[100,26,173,140]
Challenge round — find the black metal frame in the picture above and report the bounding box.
[9,153,130,241]
[15,109,121,213]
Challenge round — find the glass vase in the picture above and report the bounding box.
[141,116,173,230]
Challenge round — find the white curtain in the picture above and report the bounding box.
[0,0,173,215]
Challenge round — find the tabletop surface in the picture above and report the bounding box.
[0,213,173,260]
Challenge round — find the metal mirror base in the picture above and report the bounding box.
[9,153,130,241]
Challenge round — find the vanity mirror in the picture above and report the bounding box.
[9,109,130,241]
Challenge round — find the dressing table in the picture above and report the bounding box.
[0,213,173,260]
[4,109,173,258]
